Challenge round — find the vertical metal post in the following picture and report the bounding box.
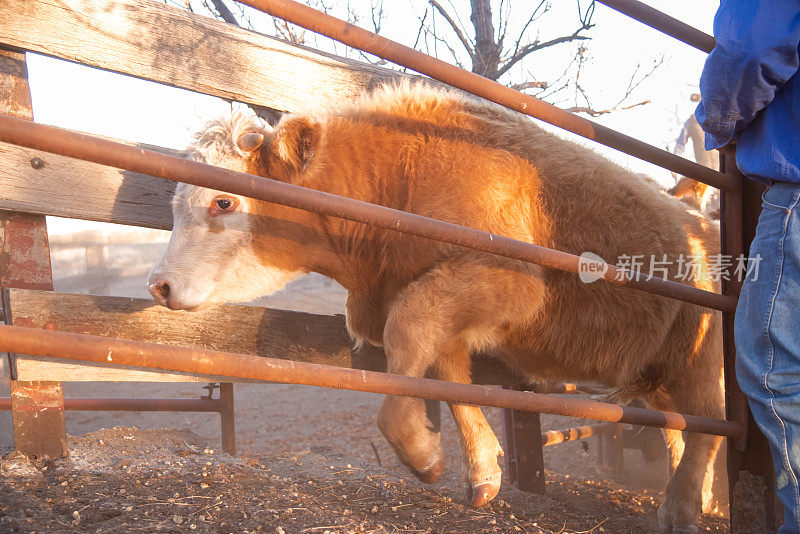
[219,382,236,455]
[720,151,778,532]
[0,46,67,461]
[502,386,545,494]
[502,407,518,484]
[600,423,625,473]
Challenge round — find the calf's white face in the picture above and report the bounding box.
[147,115,301,310]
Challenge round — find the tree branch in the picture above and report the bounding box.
[273,17,305,44]
[509,0,549,59]
[564,99,651,117]
[411,7,429,52]
[370,0,385,34]
[208,0,238,25]
[510,80,548,91]
[496,31,592,79]
[566,52,662,116]
[429,0,474,60]
[423,23,466,68]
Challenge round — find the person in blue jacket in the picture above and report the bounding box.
[696,1,800,531]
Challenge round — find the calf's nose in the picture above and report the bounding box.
[148,279,171,307]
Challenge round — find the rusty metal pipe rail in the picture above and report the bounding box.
[596,0,716,53]
[542,422,617,447]
[0,397,223,412]
[0,325,742,437]
[236,0,733,193]
[0,115,735,312]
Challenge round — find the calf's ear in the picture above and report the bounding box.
[273,116,322,172]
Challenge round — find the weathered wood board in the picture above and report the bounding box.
[0,140,177,229]
[0,0,426,228]
[4,289,522,385]
[0,46,67,460]
[0,0,404,113]
[0,0,411,228]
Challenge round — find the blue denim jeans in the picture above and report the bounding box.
[736,181,800,533]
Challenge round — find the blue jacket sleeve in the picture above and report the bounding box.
[695,0,800,150]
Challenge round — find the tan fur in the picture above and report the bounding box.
[151,83,724,530]
[670,176,721,219]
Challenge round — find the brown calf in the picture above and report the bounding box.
[149,83,723,533]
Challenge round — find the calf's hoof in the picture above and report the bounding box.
[462,437,504,507]
[410,456,444,484]
[464,480,501,508]
[658,495,701,534]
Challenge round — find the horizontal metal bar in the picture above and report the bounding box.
[0,397,223,412]
[542,422,616,447]
[596,0,716,53]
[0,325,743,437]
[0,115,736,312]
[237,0,734,192]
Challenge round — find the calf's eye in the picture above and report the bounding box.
[211,196,238,215]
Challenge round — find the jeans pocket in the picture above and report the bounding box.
[762,183,800,212]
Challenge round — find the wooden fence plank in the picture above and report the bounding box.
[0,140,176,229]
[0,0,402,113]
[6,288,523,385]
[0,0,415,228]
[0,46,67,460]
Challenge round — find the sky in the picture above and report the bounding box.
[25,0,720,234]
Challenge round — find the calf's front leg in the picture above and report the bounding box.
[438,341,505,506]
[378,259,545,506]
[379,308,503,506]
[657,366,724,533]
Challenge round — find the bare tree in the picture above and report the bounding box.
[414,0,655,115]
[411,2,593,84]
[430,0,594,81]
[189,0,658,116]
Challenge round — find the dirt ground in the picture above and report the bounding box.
[0,421,728,534]
[0,230,730,533]
[0,378,730,533]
